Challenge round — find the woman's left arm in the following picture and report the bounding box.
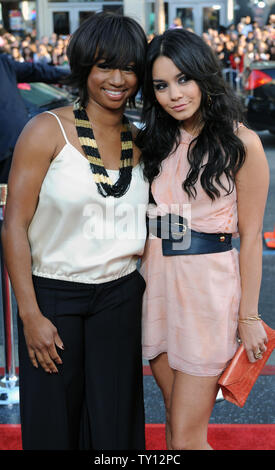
[236,127,270,362]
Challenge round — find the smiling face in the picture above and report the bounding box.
[152,55,202,132]
[86,60,138,111]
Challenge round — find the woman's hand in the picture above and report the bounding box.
[238,321,268,363]
[22,312,64,373]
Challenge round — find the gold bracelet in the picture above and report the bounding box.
[238,314,262,324]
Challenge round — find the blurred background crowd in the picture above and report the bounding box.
[0,28,70,66]
[203,14,274,72]
[0,12,274,76]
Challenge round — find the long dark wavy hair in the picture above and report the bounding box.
[135,28,247,200]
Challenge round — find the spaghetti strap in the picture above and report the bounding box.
[45,111,69,145]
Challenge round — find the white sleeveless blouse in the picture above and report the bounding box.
[28,111,149,284]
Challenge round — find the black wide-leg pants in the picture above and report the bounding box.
[17,270,146,450]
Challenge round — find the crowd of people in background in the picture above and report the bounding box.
[203,14,275,74]
[0,28,70,66]
[0,12,274,86]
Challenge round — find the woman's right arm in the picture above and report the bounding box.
[1,113,64,373]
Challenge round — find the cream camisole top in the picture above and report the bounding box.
[28,111,149,284]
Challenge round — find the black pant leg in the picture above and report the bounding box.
[84,270,146,450]
[18,279,86,450]
[18,271,146,450]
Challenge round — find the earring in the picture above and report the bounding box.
[207,94,213,107]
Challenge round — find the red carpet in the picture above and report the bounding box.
[0,423,275,450]
[145,424,275,450]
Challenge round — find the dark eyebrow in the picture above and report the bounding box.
[96,58,136,69]
[152,72,185,83]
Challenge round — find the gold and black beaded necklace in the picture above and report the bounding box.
[73,99,133,198]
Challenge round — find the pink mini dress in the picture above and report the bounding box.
[140,127,242,376]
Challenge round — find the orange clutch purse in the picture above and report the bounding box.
[218,321,275,407]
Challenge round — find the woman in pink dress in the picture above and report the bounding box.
[136,29,269,450]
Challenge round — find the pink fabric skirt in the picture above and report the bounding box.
[140,237,241,376]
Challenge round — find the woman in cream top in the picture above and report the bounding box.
[28,111,148,284]
[2,12,149,451]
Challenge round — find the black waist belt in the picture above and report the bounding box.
[146,214,232,256]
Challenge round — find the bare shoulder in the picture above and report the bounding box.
[236,125,267,166]
[235,125,269,189]
[13,111,64,166]
[8,112,61,205]
[39,104,75,131]
[16,105,74,156]
[19,108,70,139]
[49,104,74,123]
[236,125,264,153]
